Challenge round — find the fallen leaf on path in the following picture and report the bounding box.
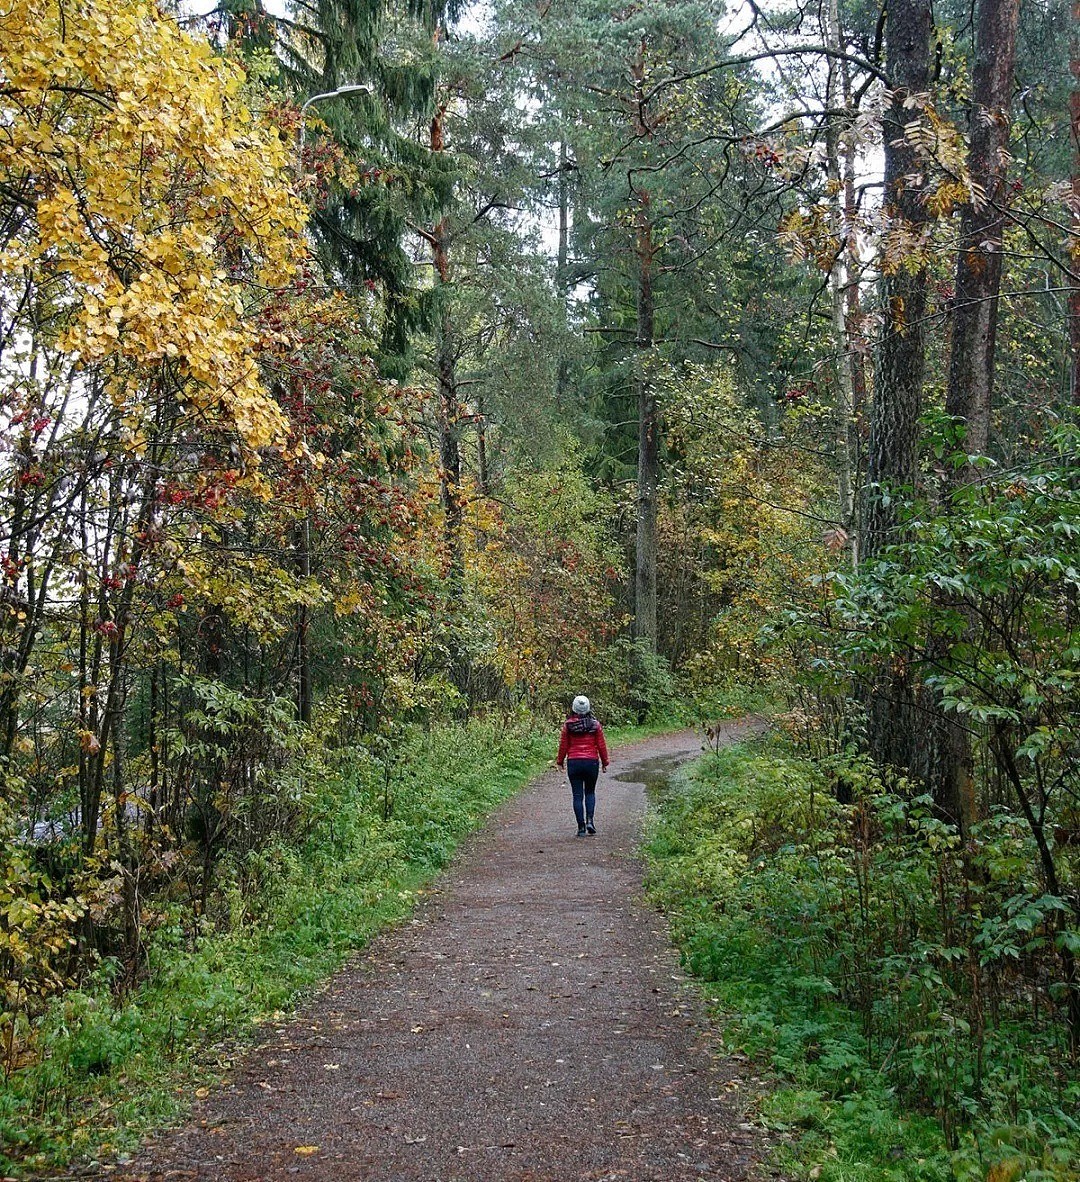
[194,1088,209,1099]
[294,1145,319,1155]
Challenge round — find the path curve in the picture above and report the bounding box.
[107,722,773,1182]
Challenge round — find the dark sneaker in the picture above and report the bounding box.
[576,825,587,837]
[586,821,597,835]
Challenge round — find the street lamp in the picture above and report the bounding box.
[296,84,371,181]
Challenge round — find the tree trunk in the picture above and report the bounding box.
[861,0,933,558]
[434,227,463,588]
[1070,0,1080,405]
[555,139,571,409]
[476,387,489,497]
[0,419,30,759]
[631,39,658,655]
[920,0,1020,832]
[429,103,464,591]
[633,193,658,652]
[842,96,868,438]
[824,0,857,561]
[297,516,312,725]
[860,0,933,771]
[426,95,467,699]
[944,0,1020,453]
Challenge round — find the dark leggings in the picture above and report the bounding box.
[566,758,599,826]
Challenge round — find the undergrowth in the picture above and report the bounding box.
[0,717,555,1175]
[644,739,1080,1182]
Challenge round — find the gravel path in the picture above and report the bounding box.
[108,722,775,1182]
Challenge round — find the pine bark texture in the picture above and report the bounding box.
[860,0,933,772]
[943,0,1020,453]
[861,0,933,560]
[919,0,1020,833]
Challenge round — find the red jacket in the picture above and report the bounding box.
[557,717,609,767]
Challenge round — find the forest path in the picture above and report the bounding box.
[110,722,775,1182]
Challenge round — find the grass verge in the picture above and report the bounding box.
[643,738,1080,1182]
[0,717,556,1176]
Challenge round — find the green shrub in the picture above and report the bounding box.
[644,739,1080,1181]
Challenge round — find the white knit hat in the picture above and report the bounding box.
[572,695,591,715]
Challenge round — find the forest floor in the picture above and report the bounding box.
[87,723,780,1182]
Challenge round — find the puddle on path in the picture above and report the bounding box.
[615,751,696,796]
[614,719,765,798]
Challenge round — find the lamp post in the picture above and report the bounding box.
[294,82,369,725]
[296,84,371,181]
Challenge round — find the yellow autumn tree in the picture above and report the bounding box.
[0,0,307,1038]
[0,0,306,456]
[658,363,827,694]
[463,466,624,712]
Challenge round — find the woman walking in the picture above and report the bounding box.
[556,695,609,836]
